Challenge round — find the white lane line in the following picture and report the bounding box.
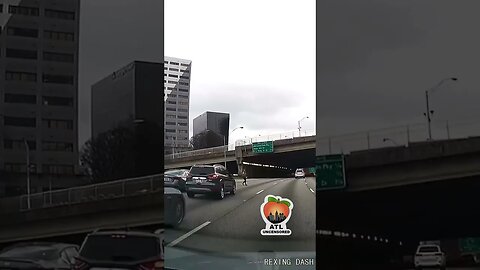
[309,188,315,193]
[273,182,278,185]
[256,189,264,195]
[166,221,211,247]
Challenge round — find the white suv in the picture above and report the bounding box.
[414,244,446,270]
[294,168,305,179]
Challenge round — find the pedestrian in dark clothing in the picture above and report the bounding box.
[242,168,248,186]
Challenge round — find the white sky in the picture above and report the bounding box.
[165,0,316,144]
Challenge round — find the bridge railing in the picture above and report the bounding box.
[164,145,228,160]
[19,174,163,211]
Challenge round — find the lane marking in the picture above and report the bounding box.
[309,188,315,194]
[256,189,264,195]
[273,182,278,185]
[166,221,211,247]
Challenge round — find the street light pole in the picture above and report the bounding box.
[424,77,458,140]
[23,139,31,210]
[298,116,309,137]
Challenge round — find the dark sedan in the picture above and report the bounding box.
[185,164,236,200]
[0,242,79,270]
[164,169,189,192]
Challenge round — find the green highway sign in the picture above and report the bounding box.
[460,238,480,253]
[316,154,346,190]
[252,141,274,154]
[308,167,316,174]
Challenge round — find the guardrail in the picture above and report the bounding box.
[19,174,163,211]
[165,145,228,160]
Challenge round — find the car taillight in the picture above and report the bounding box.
[72,258,88,270]
[207,174,220,180]
[138,261,164,270]
[186,173,192,179]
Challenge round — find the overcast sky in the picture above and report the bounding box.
[79,0,162,146]
[317,0,480,141]
[165,0,316,143]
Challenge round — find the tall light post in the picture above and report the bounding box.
[224,126,244,167]
[23,139,31,210]
[424,77,458,140]
[298,116,309,137]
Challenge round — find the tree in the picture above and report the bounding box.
[80,121,163,183]
[190,129,224,150]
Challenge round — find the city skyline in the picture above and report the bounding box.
[165,0,316,144]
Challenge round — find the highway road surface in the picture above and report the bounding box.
[165,177,316,269]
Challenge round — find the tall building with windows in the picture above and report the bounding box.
[0,0,80,196]
[164,56,191,155]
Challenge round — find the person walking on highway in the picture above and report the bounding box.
[242,167,248,186]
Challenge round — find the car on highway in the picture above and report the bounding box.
[0,242,79,269]
[294,168,305,179]
[414,244,446,270]
[185,164,236,200]
[74,230,164,269]
[165,187,186,227]
[164,169,189,192]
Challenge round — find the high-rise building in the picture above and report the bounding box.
[164,56,191,155]
[91,61,164,138]
[0,1,80,195]
[193,111,230,148]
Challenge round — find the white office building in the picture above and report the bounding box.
[164,56,191,155]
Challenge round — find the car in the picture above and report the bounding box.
[414,244,446,270]
[294,168,305,179]
[185,164,236,199]
[164,169,189,192]
[0,242,79,269]
[165,187,186,227]
[74,230,164,269]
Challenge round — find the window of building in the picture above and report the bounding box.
[42,164,74,175]
[168,80,177,84]
[167,94,176,98]
[169,74,179,78]
[164,67,167,70]
[179,101,188,105]
[42,141,73,152]
[180,75,189,79]
[179,130,188,134]
[4,163,37,173]
[42,74,74,84]
[43,52,74,63]
[183,70,190,73]
[181,63,189,67]
[178,88,189,93]
[4,139,36,150]
[0,4,3,13]
[4,116,36,127]
[179,95,188,99]
[166,108,176,112]
[167,100,176,104]
[6,48,37,60]
[44,30,74,41]
[5,71,37,82]
[166,114,176,119]
[42,96,73,106]
[178,123,188,126]
[169,68,179,72]
[4,93,36,104]
[178,116,188,119]
[165,129,176,133]
[45,9,75,20]
[7,27,38,38]
[179,82,189,86]
[178,108,188,112]
[42,119,73,130]
[170,62,179,65]
[165,122,176,126]
[8,5,39,16]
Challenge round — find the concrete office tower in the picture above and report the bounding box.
[91,61,164,139]
[0,1,80,195]
[164,56,191,155]
[193,111,230,148]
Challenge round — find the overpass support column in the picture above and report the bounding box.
[235,145,244,174]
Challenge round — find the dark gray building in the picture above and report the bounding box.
[0,0,81,196]
[193,111,230,148]
[91,61,164,138]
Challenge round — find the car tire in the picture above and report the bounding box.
[173,201,185,227]
[217,186,225,200]
[230,183,236,195]
[187,192,195,198]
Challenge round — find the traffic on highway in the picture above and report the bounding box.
[164,164,316,269]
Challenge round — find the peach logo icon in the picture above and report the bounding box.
[260,195,294,236]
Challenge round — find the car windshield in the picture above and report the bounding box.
[189,167,214,175]
[80,235,159,261]
[296,169,303,172]
[0,246,59,260]
[165,170,186,177]
[418,246,440,253]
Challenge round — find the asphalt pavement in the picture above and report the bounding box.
[165,177,316,253]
